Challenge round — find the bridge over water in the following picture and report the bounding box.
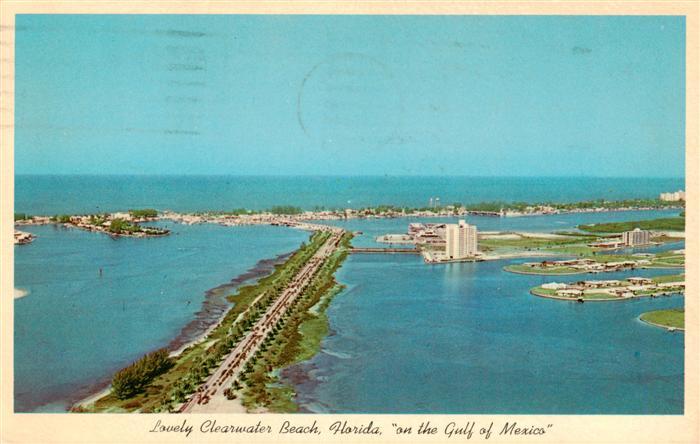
[349,247,420,254]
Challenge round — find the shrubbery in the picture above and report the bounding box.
[129,209,158,218]
[112,349,173,399]
[269,205,303,215]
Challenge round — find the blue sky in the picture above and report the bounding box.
[15,15,685,176]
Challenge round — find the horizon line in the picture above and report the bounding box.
[13,173,687,180]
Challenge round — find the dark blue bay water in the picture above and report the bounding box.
[15,175,685,215]
[14,222,309,412]
[286,255,684,414]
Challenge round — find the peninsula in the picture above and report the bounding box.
[75,225,351,413]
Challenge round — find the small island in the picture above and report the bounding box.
[530,274,685,302]
[15,209,170,238]
[504,250,685,275]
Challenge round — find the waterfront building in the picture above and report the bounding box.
[627,277,654,285]
[659,190,685,201]
[542,282,567,290]
[445,220,478,259]
[622,228,651,246]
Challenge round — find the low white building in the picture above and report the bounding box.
[660,190,685,201]
[542,282,567,290]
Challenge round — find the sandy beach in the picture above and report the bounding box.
[14,288,29,299]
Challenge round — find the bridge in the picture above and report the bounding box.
[465,210,503,217]
[350,247,420,254]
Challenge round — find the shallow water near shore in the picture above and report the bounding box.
[14,222,309,412]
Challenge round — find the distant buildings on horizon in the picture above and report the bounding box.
[660,190,685,202]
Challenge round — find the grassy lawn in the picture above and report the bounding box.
[531,286,620,300]
[531,286,558,296]
[505,264,582,275]
[652,274,685,283]
[581,292,620,300]
[578,217,684,233]
[650,255,685,267]
[640,309,684,329]
[480,236,590,251]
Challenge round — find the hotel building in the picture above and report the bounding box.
[622,228,651,246]
[445,220,478,259]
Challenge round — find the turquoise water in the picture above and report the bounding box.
[285,254,684,414]
[14,222,308,412]
[15,175,685,215]
[13,175,685,414]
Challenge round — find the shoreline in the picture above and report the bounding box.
[504,264,684,276]
[639,316,685,332]
[15,205,682,230]
[167,251,293,353]
[72,251,295,410]
[530,287,684,303]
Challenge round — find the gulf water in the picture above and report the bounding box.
[15,175,685,214]
[13,176,685,413]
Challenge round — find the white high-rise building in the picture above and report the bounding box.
[445,220,478,259]
[622,228,651,246]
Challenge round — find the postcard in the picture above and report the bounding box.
[1,1,697,443]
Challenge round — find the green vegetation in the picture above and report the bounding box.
[108,218,141,234]
[237,233,353,412]
[107,218,167,236]
[531,287,619,300]
[649,251,685,268]
[89,215,107,226]
[580,292,619,300]
[269,205,303,215]
[530,287,558,296]
[14,213,31,221]
[129,209,158,218]
[640,309,684,329]
[55,214,72,223]
[111,349,173,399]
[578,217,684,233]
[480,235,593,255]
[452,198,681,214]
[82,231,333,413]
[652,274,685,284]
[504,264,581,275]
